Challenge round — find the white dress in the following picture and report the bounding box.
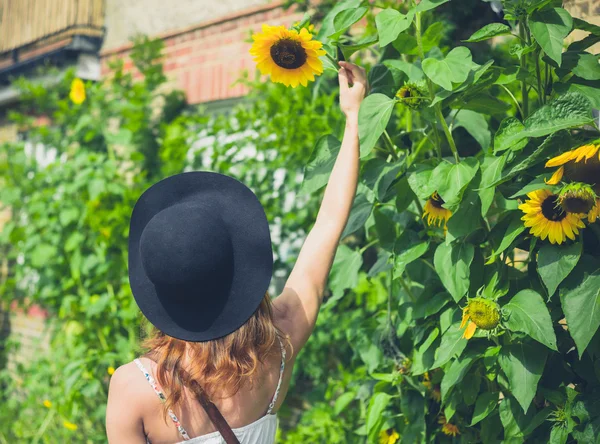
[134,339,286,444]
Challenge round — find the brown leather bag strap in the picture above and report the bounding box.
[177,367,240,444]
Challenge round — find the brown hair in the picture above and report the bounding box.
[138,292,291,422]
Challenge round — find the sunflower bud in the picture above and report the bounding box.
[463,297,500,334]
[558,182,597,214]
[395,82,427,109]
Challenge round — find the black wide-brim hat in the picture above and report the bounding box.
[128,171,273,342]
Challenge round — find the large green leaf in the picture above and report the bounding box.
[446,191,482,242]
[529,8,573,66]
[316,0,363,43]
[554,80,600,109]
[301,134,341,194]
[329,7,368,40]
[478,154,507,216]
[487,212,526,263]
[453,93,512,116]
[464,23,512,42]
[383,60,424,82]
[499,341,548,413]
[341,192,374,238]
[441,354,477,402]
[394,241,430,276]
[559,257,600,357]
[504,290,558,351]
[411,327,440,374]
[376,9,414,47]
[435,157,480,212]
[422,47,473,91]
[407,161,438,200]
[471,392,499,425]
[31,243,58,268]
[434,241,474,302]
[329,245,363,299]
[453,110,491,150]
[358,93,396,158]
[368,64,398,98]
[433,323,468,368]
[415,0,449,12]
[499,396,537,440]
[493,117,527,153]
[367,392,391,438]
[537,242,582,297]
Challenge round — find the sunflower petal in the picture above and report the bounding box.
[545,166,564,185]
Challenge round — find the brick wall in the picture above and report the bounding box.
[100,1,305,104]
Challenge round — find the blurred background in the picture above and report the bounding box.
[0,0,598,442]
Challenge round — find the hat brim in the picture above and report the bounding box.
[128,171,273,342]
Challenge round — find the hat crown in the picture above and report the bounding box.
[139,201,234,299]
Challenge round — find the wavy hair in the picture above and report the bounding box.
[138,292,291,422]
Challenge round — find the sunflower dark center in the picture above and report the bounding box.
[430,193,445,208]
[270,38,307,69]
[399,88,411,98]
[564,156,600,193]
[541,195,567,221]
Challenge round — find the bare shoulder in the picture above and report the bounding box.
[107,361,149,411]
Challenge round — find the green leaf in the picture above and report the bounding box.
[493,117,527,153]
[453,110,491,150]
[413,292,450,319]
[338,34,379,60]
[504,290,558,351]
[434,241,474,303]
[554,80,600,108]
[499,341,548,413]
[329,245,363,299]
[499,396,536,439]
[358,93,396,158]
[446,191,482,242]
[537,242,582,296]
[374,208,397,251]
[411,327,440,374]
[464,23,513,42]
[329,7,368,40]
[394,241,429,276]
[407,161,437,200]
[441,354,477,402]
[549,426,569,444]
[368,250,393,277]
[422,47,473,91]
[478,155,507,216]
[433,323,468,368]
[368,64,397,98]
[341,193,374,238]
[487,212,526,263]
[383,60,424,82]
[31,244,58,268]
[558,52,600,81]
[471,392,499,425]
[453,93,512,116]
[316,0,363,44]
[415,0,449,12]
[367,392,391,437]
[376,9,414,47]
[435,157,480,212]
[559,257,600,357]
[301,134,341,194]
[88,178,106,200]
[529,8,573,66]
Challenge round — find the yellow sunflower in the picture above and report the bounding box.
[519,189,586,245]
[438,415,460,437]
[460,297,501,340]
[545,142,600,192]
[423,192,452,228]
[249,24,326,88]
[588,199,600,223]
[557,183,598,215]
[379,428,400,444]
[69,78,86,105]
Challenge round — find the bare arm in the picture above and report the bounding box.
[274,62,367,354]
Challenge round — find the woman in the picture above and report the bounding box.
[106,60,367,443]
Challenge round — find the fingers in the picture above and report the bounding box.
[338,61,366,82]
[338,67,350,90]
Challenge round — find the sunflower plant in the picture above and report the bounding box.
[274,0,600,442]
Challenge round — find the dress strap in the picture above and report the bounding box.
[134,358,191,441]
[266,337,286,415]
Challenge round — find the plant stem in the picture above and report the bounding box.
[397,275,416,302]
[406,108,413,133]
[499,84,524,118]
[326,53,340,69]
[383,129,399,160]
[359,239,379,253]
[415,12,443,159]
[518,21,529,119]
[434,105,460,163]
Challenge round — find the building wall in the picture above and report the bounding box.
[102,0,272,51]
[101,1,303,104]
[565,0,600,53]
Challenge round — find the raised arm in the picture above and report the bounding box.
[274,61,367,354]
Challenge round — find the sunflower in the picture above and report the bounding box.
[588,199,600,223]
[519,189,586,245]
[545,142,600,193]
[460,297,500,340]
[557,183,598,214]
[438,415,460,437]
[249,24,326,88]
[395,82,427,109]
[379,428,400,444]
[423,192,452,228]
[69,78,86,105]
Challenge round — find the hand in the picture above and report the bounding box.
[338,61,368,118]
